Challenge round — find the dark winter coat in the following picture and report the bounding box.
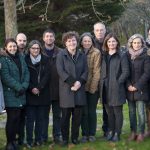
[0,52,29,107]
[56,49,88,108]
[100,51,129,106]
[44,46,61,101]
[126,49,150,102]
[25,54,51,106]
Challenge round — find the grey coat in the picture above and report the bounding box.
[56,49,88,108]
[100,51,129,106]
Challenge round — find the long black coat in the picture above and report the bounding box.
[56,49,88,108]
[45,46,61,101]
[126,49,150,102]
[100,51,129,106]
[25,54,51,105]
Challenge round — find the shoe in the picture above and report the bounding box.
[89,136,96,142]
[111,132,120,142]
[136,134,144,143]
[128,132,137,141]
[12,142,19,150]
[72,139,80,144]
[144,131,150,138]
[106,131,113,141]
[54,136,63,144]
[60,140,68,147]
[5,143,15,150]
[26,143,33,149]
[34,141,42,146]
[80,136,88,143]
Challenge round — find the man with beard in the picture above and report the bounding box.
[93,22,108,137]
[42,29,62,143]
[15,33,27,145]
[16,33,27,55]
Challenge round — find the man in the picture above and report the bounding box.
[42,29,62,143]
[16,33,27,55]
[15,32,27,145]
[93,22,108,137]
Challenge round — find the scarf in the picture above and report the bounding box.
[30,54,41,64]
[128,48,143,60]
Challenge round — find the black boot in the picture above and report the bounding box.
[5,143,15,150]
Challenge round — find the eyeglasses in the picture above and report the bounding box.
[31,47,40,50]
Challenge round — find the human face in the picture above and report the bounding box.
[94,23,106,40]
[65,36,77,52]
[107,37,118,51]
[29,44,40,58]
[16,33,27,50]
[132,38,142,51]
[43,32,55,46]
[81,36,92,49]
[5,42,17,55]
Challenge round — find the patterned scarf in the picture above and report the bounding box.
[128,48,143,60]
[30,54,41,64]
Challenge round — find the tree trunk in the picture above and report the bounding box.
[4,0,18,38]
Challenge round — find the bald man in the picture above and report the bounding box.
[15,33,27,145]
[16,33,27,54]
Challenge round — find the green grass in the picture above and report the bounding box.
[0,104,150,150]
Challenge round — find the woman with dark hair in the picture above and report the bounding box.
[56,31,88,146]
[127,34,150,142]
[25,40,50,148]
[79,32,101,142]
[0,38,29,150]
[100,33,129,142]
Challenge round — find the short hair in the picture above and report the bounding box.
[103,33,120,52]
[43,29,55,38]
[4,38,17,50]
[62,31,79,46]
[93,22,106,30]
[15,33,27,40]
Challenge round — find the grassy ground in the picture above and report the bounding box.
[0,104,150,150]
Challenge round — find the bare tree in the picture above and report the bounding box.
[4,0,18,38]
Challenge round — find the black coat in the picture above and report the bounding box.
[44,46,61,101]
[100,51,129,106]
[25,54,51,105]
[56,49,88,108]
[126,49,150,102]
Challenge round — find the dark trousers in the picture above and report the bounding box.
[17,106,26,144]
[42,101,61,141]
[102,102,108,134]
[81,92,98,136]
[61,106,82,142]
[5,107,22,143]
[26,106,46,144]
[105,104,123,134]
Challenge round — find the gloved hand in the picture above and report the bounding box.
[15,88,25,97]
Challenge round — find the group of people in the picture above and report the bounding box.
[0,22,150,150]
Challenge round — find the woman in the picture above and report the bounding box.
[126,34,150,142]
[0,38,29,150]
[56,31,88,146]
[79,32,101,142]
[100,33,129,142]
[25,40,50,147]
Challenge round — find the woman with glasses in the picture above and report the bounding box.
[25,40,50,148]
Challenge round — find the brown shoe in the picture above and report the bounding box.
[136,134,144,143]
[128,132,137,141]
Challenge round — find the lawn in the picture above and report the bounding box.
[0,104,150,150]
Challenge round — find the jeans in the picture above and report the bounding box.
[26,106,46,144]
[105,104,123,134]
[128,100,145,134]
[41,101,61,142]
[81,92,98,136]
